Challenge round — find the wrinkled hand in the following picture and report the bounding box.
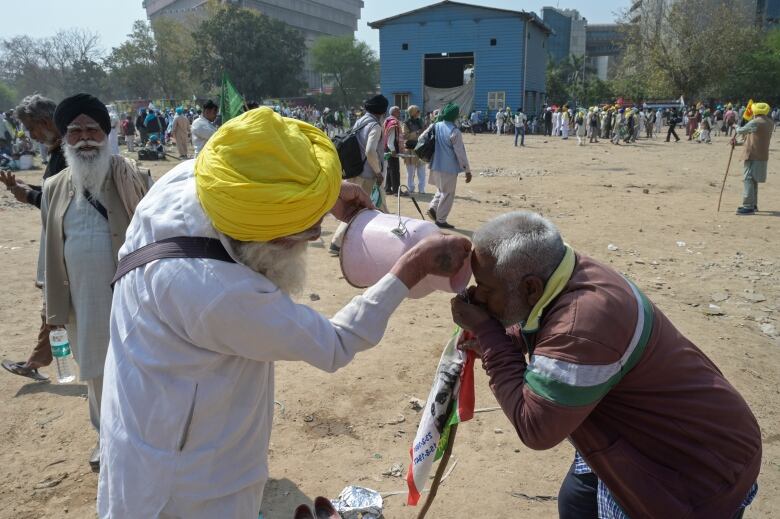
[391,233,472,290]
[0,169,16,189]
[330,181,376,223]
[0,170,29,202]
[10,180,30,203]
[451,286,492,332]
[465,171,472,184]
[457,334,483,357]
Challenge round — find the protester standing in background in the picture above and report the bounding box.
[383,106,401,196]
[191,100,218,158]
[330,95,389,255]
[0,94,66,382]
[425,103,471,229]
[172,107,190,159]
[402,105,426,193]
[735,102,773,215]
[513,107,526,147]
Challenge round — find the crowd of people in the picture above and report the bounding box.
[465,102,780,149]
[0,87,774,518]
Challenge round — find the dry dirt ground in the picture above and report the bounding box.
[0,129,778,519]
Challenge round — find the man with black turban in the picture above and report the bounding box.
[43,93,152,472]
[329,94,389,255]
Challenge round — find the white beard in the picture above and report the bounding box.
[230,239,308,297]
[64,139,112,200]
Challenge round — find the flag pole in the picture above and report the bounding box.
[717,140,736,212]
[416,423,458,519]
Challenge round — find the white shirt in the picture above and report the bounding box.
[98,162,409,517]
[513,112,527,127]
[190,116,217,156]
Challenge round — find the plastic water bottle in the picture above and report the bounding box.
[49,328,76,384]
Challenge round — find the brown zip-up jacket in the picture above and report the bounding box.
[473,254,761,518]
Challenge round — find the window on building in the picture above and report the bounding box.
[490,38,497,46]
[487,91,506,111]
[394,93,410,111]
[402,43,408,50]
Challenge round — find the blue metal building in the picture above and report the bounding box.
[368,1,552,117]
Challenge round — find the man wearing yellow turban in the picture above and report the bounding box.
[97,107,471,518]
[734,102,774,215]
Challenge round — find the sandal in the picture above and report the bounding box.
[293,505,314,519]
[314,497,340,519]
[1,359,50,382]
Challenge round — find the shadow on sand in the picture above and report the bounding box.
[260,478,314,518]
[15,382,87,398]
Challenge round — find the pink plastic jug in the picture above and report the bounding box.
[340,209,472,299]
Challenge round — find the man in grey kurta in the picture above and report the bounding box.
[735,102,774,215]
[42,93,150,471]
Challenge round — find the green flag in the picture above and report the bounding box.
[220,72,245,123]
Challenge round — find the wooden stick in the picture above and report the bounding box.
[717,141,736,212]
[417,423,458,519]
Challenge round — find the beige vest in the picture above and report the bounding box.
[743,115,773,162]
[43,157,147,325]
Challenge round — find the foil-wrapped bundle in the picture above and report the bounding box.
[331,485,383,519]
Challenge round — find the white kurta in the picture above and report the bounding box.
[190,116,217,157]
[62,193,115,380]
[98,162,409,518]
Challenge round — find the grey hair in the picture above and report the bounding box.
[15,94,57,123]
[389,105,400,115]
[473,211,565,282]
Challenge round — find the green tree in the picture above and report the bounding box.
[545,55,601,106]
[545,60,569,106]
[65,59,110,99]
[192,3,306,99]
[0,80,16,110]
[618,0,761,100]
[152,18,198,99]
[720,29,780,105]
[311,35,378,108]
[106,19,198,100]
[105,21,158,100]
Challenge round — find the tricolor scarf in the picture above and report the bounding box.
[383,116,400,150]
[407,328,476,506]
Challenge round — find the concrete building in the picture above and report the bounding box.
[368,1,551,117]
[142,0,364,91]
[629,0,777,32]
[585,24,623,81]
[541,7,587,63]
[756,0,780,28]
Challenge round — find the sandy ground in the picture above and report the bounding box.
[0,128,778,519]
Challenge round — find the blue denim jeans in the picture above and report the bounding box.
[514,126,525,146]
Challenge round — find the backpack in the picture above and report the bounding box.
[414,124,436,163]
[138,148,163,161]
[333,119,374,179]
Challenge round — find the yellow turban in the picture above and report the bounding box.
[753,102,770,116]
[195,107,341,242]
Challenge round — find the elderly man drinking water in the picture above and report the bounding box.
[451,211,760,519]
[98,107,470,518]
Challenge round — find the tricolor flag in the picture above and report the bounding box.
[406,328,476,506]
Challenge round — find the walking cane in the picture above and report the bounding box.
[416,423,458,519]
[717,140,736,212]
